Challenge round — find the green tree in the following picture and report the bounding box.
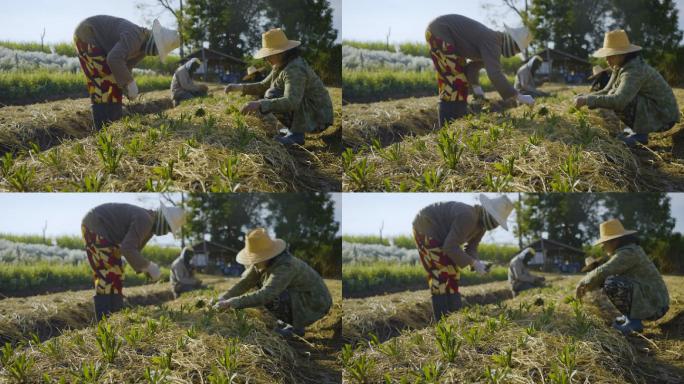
[601,193,674,244]
[183,0,264,58]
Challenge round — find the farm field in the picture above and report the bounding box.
[341,274,684,383]
[342,84,684,192]
[0,276,342,383]
[0,85,342,192]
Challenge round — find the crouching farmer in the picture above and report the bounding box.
[575,219,669,335]
[170,247,203,298]
[74,15,179,130]
[224,29,333,146]
[171,58,208,107]
[508,247,545,297]
[425,14,535,126]
[82,203,186,319]
[213,228,332,338]
[574,30,680,147]
[412,194,514,321]
[514,56,549,98]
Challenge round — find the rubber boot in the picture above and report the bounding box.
[275,132,305,146]
[274,323,305,338]
[612,315,628,327]
[446,292,463,313]
[92,103,123,131]
[93,294,111,321]
[110,294,124,313]
[431,294,450,321]
[619,133,648,147]
[613,317,643,335]
[438,100,467,127]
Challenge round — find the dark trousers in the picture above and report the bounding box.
[431,292,462,321]
[265,290,294,325]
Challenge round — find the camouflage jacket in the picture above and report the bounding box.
[579,244,669,320]
[218,252,332,328]
[241,57,334,133]
[586,57,680,133]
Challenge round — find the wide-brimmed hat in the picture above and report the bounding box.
[479,194,514,231]
[587,65,610,80]
[592,30,642,58]
[236,228,287,265]
[593,219,637,246]
[242,66,263,80]
[152,19,180,63]
[504,24,533,52]
[581,256,607,272]
[254,28,301,59]
[159,203,186,235]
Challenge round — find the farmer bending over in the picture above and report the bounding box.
[224,29,333,146]
[213,228,332,338]
[82,203,186,319]
[576,219,669,335]
[74,16,179,130]
[574,30,680,147]
[412,194,514,320]
[508,247,545,297]
[170,246,203,299]
[425,14,535,127]
[514,55,549,98]
[171,58,208,107]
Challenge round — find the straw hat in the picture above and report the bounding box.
[254,28,301,59]
[236,228,287,265]
[152,19,180,63]
[592,30,642,58]
[479,194,514,231]
[587,65,609,80]
[504,24,533,52]
[159,203,186,235]
[593,219,637,246]
[242,66,262,80]
[581,256,607,273]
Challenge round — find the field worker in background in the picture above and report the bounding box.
[425,14,535,127]
[574,30,680,147]
[587,65,612,92]
[224,29,334,146]
[243,65,267,83]
[576,219,670,335]
[213,228,332,338]
[74,15,179,130]
[412,194,514,320]
[514,55,550,98]
[171,58,208,107]
[170,246,203,298]
[508,247,545,297]
[81,202,186,319]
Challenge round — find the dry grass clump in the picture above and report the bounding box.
[342,275,684,383]
[0,275,230,346]
[342,85,684,192]
[1,278,342,383]
[0,86,341,192]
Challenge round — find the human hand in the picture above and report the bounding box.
[126,81,139,100]
[145,262,161,281]
[472,260,488,275]
[224,84,243,94]
[575,283,587,300]
[213,300,232,310]
[516,93,535,106]
[574,96,588,108]
[241,101,261,115]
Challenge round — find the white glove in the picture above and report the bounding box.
[126,81,139,100]
[516,93,535,106]
[145,262,161,281]
[472,86,485,97]
[472,260,488,275]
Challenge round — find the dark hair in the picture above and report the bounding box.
[622,51,642,65]
[614,234,640,248]
[281,47,302,65]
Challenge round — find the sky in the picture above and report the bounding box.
[342,0,684,43]
[0,193,342,246]
[341,193,684,246]
[0,0,342,44]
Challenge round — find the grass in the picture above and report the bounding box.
[0,86,342,192]
[342,69,514,103]
[0,261,171,295]
[342,275,684,383]
[0,70,172,104]
[0,277,342,383]
[343,261,509,297]
[342,84,684,192]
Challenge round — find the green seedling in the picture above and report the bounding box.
[219,339,239,376]
[96,131,123,174]
[152,350,173,370]
[484,173,511,192]
[0,152,14,177]
[414,167,444,192]
[342,148,355,170]
[72,361,104,384]
[153,160,176,181]
[7,164,35,191]
[435,319,462,363]
[412,361,443,384]
[380,142,403,162]
[529,132,543,146]
[7,354,34,383]
[348,157,375,191]
[143,366,169,384]
[437,130,464,169]
[494,156,516,176]
[483,366,509,384]
[96,319,122,363]
[347,355,375,384]
[1,342,14,366]
[492,347,513,368]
